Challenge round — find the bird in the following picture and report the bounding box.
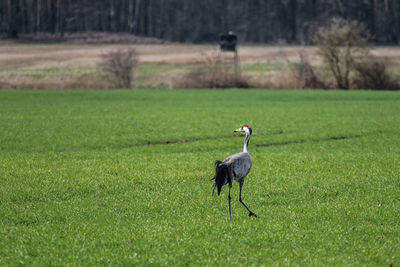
[211,125,257,220]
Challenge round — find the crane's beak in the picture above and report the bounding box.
[233,127,242,133]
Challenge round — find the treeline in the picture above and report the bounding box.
[2,0,400,44]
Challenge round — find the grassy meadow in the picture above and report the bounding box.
[0,89,400,265]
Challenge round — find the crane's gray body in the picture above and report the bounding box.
[222,152,252,184]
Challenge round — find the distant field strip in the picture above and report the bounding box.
[1,43,400,89]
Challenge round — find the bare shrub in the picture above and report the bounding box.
[290,53,326,89]
[315,18,369,89]
[174,52,250,89]
[353,58,400,90]
[175,68,250,89]
[98,47,138,89]
[0,66,115,90]
[250,72,296,89]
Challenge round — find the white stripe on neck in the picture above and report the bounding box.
[243,132,250,153]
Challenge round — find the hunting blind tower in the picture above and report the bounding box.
[219,31,240,75]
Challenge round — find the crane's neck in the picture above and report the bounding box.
[243,132,250,153]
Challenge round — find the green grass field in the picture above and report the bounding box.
[1,89,399,266]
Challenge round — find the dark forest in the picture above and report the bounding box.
[1,0,400,44]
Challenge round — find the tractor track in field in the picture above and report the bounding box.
[255,132,385,147]
[130,131,384,148]
[133,131,284,147]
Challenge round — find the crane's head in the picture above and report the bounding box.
[234,125,252,135]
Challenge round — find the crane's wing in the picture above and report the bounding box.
[211,160,232,196]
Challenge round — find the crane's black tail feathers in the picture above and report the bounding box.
[212,160,231,196]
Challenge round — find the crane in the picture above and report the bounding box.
[211,125,258,220]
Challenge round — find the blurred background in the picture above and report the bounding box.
[2,0,399,44]
[1,0,399,90]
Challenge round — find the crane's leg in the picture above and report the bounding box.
[212,183,216,196]
[228,182,232,220]
[239,182,257,218]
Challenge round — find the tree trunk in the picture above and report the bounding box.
[7,0,19,38]
[134,0,141,35]
[57,0,65,38]
[36,0,41,33]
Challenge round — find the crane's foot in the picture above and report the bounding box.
[248,212,258,218]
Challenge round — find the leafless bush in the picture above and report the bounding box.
[315,18,370,89]
[174,52,250,89]
[177,68,250,89]
[250,72,296,89]
[353,58,400,90]
[98,47,138,89]
[290,53,326,89]
[0,71,113,90]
